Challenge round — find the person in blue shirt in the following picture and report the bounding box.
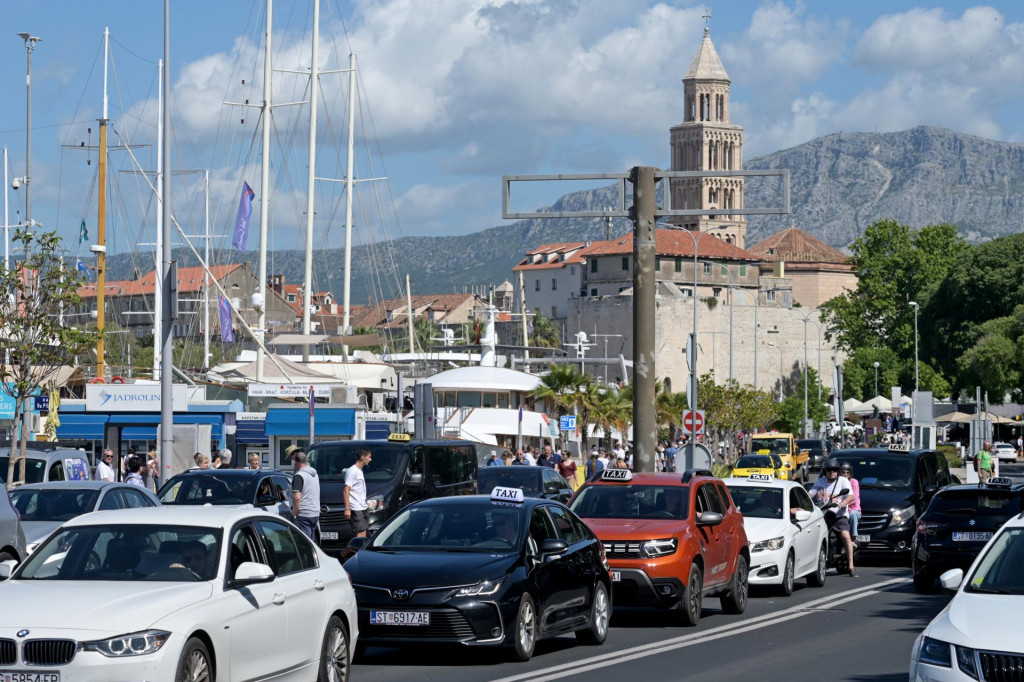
[486,453,501,467]
[663,442,678,472]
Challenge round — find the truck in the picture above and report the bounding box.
[748,432,810,482]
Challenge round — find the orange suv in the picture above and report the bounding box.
[569,468,749,625]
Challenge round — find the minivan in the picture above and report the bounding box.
[0,446,92,486]
[304,435,478,554]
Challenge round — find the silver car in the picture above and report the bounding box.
[10,481,160,554]
[0,487,27,569]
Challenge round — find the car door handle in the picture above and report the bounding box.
[314,580,326,591]
[273,593,286,605]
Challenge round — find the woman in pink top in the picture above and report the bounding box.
[841,462,861,537]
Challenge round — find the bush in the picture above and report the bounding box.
[937,444,961,468]
[711,462,732,479]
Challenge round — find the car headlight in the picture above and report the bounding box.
[750,536,785,552]
[914,635,951,668]
[955,646,980,679]
[457,579,504,597]
[890,504,916,527]
[82,630,171,658]
[366,493,389,512]
[641,538,678,558]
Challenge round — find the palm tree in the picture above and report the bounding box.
[591,385,631,449]
[655,382,688,444]
[530,363,582,418]
[531,313,561,348]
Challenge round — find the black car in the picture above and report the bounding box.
[912,478,1024,591]
[796,439,829,470]
[478,465,574,504]
[157,469,293,518]
[831,446,953,554]
[343,491,611,661]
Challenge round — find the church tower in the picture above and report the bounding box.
[670,25,747,248]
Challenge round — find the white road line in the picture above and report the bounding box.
[490,577,909,682]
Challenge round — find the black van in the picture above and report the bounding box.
[306,435,478,554]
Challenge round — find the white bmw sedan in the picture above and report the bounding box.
[726,475,829,595]
[0,506,357,682]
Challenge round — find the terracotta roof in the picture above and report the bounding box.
[580,229,756,261]
[685,29,730,81]
[78,264,244,299]
[513,241,591,271]
[344,293,479,330]
[748,228,849,265]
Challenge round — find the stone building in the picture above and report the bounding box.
[512,242,590,321]
[747,227,857,309]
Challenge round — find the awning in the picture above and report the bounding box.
[264,407,356,437]
[56,412,225,442]
[235,417,267,445]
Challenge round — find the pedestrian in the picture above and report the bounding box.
[218,448,232,469]
[511,451,527,466]
[556,452,578,490]
[343,447,372,551]
[248,453,261,470]
[95,449,116,482]
[211,451,222,469]
[613,441,626,460]
[501,450,514,466]
[124,456,146,488]
[193,453,210,470]
[523,447,537,466]
[841,462,862,538]
[597,450,610,471]
[143,451,159,493]
[486,452,500,467]
[288,446,321,542]
[976,441,994,484]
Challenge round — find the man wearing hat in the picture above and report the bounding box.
[287,445,321,541]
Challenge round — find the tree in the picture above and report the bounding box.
[1,229,96,489]
[530,313,561,349]
[957,334,1019,403]
[530,363,581,419]
[590,385,631,449]
[655,382,687,444]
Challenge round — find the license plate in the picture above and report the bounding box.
[953,532,993,542]
[371,610,430,626]
[0,673,60,682]
[611,571,621,582]
[320,531,339,540]
[854,535,871,544]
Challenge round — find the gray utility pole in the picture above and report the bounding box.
[159,0,175,482]
[17,33,41,234]
[503,167,788,472]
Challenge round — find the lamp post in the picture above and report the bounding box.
[909,301,919,395]
[17,32,42,234]
[768,342,783,403]
[873,361,880,398]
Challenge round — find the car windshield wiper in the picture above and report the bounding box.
[969,585,1012,595]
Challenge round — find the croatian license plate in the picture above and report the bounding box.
[0,673,61,682]
[320,531,339,540]
[953,531,992,542]
[611,571,621,582]
[371,610,430,626]
[854,535,871,544]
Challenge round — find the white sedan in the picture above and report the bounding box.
[726,475,829,595]
[910,514,1024,681]
[0,506,357,682]
[992,442,1017,462]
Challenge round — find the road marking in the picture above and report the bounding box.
[491,577,909,682]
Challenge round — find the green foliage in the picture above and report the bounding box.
[957,334,1019,401]
[774,393,829,435]
[698,375,779,461]
[530,313,561,349]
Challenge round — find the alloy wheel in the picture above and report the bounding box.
[184,650,211,682]
[327,624,349,682]
[519,599,535,652]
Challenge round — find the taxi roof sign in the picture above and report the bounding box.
[388,433,412,442]
[747,473,774,482]
[600,468,633,482]
[490,486,526,504]
[987,477,1013,488]
[888,443,911,453]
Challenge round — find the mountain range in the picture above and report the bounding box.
[107,126,1024,304]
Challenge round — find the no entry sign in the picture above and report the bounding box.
[681,409,705,436]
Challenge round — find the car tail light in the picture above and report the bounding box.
[917,520,946,534]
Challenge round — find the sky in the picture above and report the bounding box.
[0,0,1022,263]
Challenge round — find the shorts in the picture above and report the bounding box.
[979,468,992,484]
[349,509,369,534]
[832,516,851,533]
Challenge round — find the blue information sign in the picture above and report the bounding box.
[559,415,577,431]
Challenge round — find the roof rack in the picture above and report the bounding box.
[681,469,713,483]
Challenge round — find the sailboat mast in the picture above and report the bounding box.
[159,0,174,484]
[96,27,109,380]
[203,170,210,368]
[256,0,272,382]
[153,58,163,380]
[301,0,320,363]
[3,147,8,271]
[341,53,356,345]
[406,274,414,355]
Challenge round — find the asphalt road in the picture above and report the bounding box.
[353,463,1024,682]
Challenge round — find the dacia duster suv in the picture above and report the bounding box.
[570,468,750,626]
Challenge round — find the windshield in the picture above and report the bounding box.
[159,474,255,505]
[929,490,1024,517]
[307,443,407,482]
[478,468,540,496]
[369,504,520,552]
[726,486,784,519]
[796,440,823,455]
[17,524,223,582]
[735,456,773,469]
[11,488,99,521]
[0,457,46,484]
[840,455,913,488]
[750,438,789,456]
[967,528,1024,595]
[570,485,689,520]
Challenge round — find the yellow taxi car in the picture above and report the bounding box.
[731,454,786,479]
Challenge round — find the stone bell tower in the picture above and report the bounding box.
[669,25,747,248]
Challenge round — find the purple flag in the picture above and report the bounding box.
[231,181,256,252]
[518,404,523,423]
[219,296,235,343]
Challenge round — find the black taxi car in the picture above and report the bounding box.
[911,477,1024,591]
[343,487,611,661]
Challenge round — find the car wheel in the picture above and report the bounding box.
[576,582,610,645]
[720,554,748,614]
[779,552,795,597]
[806,544,827,587]
[317,615,349,682]
[676,563,703,626]
[175,637,212,682]
[509,593,537,661]
[913,573,935,593]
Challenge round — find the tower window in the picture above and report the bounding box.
[590,259,598,274]
[621,257,629,271]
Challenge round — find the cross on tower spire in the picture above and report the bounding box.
[702,8,712,33]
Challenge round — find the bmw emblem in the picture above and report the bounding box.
[16,630,29,638]
[392,589,410,601]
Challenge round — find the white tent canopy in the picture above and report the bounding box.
[842,398,867,414]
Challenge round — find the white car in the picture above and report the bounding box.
[725,475,829,595]
[992,442,1017,462]
[910,514,1024,681]
[0,506,357,682]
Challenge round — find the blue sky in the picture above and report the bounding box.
[0,0,1022,262]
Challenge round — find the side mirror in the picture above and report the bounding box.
[256,495,276,506]
[939,568,964,592]
[231,561,275,586]
[698,511,723,526]
[539,538,568,559]
[0,559,18,580]
[924,484,939,496]
[794,509,811,522]
[406,473,425,489]
[348,536,368,553]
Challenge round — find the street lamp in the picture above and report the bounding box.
[798,309,820,438]
[17,32,41,233]
[768,342,783,403]
[909,301,919,394]
[873,361,880,398]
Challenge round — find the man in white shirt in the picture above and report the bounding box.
[613,441,626,460]
[344,447,372,547]
[523,447,537,466]
[811,458,856,576]
[596,450,610,471]
[95,449,116,482]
